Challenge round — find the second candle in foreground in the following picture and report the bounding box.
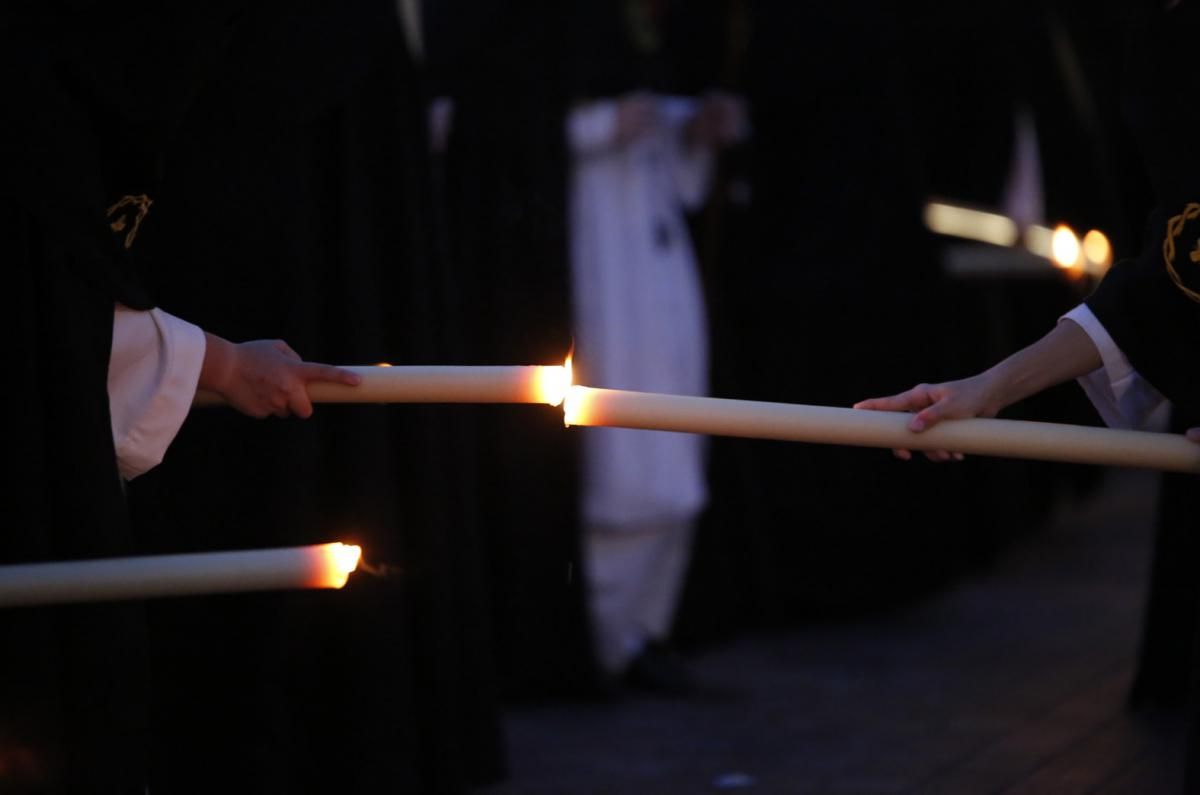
[562,386,1200,474]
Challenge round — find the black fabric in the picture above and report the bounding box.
[1089,5,1200,790]
[426,0,598,699]
[566,0,728,100]
[1084,0,1200,415]
[1085,208,1200,412]
[1121,2,1200,211]
[1078,3,1200,789]
[124,3,504,791]
[0,6,232,791]
[682,0,1050,630]
[2,203,149,794]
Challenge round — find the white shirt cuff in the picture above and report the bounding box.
[1060,304,1167,430]
[109,305,206,480]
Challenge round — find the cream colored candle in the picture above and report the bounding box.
[0,542,362,608]
[563,387,1200,474]
[194,365,571,407]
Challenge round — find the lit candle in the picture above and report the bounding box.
[925,201,1111,280]
[194,364,571,407]
[563,387,1200,474]
[0,542,362,608]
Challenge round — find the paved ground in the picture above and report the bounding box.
[481,468,1187,794]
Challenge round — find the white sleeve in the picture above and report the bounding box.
[109,304,207,480]
[656,96,713,210]
[566,100,621,157]
[1060,304,1168,430]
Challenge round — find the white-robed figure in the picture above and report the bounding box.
[568,91,728,680]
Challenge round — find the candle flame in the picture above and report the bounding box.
[535,353,573,407]
[563,385,588,427]
[1050,224,1082,271]
[319,542,362,588]
[1082,229,1112,272]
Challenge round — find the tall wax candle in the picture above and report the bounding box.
[0,542,363,608]
[563,387,1200,474]
[194,365,571,407]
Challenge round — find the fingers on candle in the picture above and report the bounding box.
[853,395,908,412]
[854,384,938,416]
[910,405,946,433]
[287,383,314,419]
[299,362,362,387]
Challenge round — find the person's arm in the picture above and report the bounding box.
[853,319,1103,460]
[1061,304,1169,429]
[109,306,360,479]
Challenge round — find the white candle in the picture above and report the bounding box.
[0,542,362,608]
[194,365,571,407]
[563,387,1200,474]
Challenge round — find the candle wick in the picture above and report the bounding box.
[357,558,401,578]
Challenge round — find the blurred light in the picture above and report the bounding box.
[1082,229,1112,270]
[1051,224,1082,270]
[924,202,1019,247]
[1024,224,1054,260]
[929,199,1110,282]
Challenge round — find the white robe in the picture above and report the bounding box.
[567,95,712,528]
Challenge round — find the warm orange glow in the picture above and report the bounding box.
[375,363,393,367]
[1050,224,1082,270]
[1082,229,1112,270]
[535,354,573,406]
[317,542,362,588]
[563,384,589,427]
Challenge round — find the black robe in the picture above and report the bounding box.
[690,0,1039,630]
[1084,6,1200,788]
[425,0,595,700]
[0,6,239,791]
[122,3,504,791]
[1085,2,1200,412]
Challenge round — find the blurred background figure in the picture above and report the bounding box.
[565,0,745,692]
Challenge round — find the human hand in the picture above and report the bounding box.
[1188,428,1200,443]
[853,373,1003,462]
[686,92,747,149]
[615,94,658,146]
[200,334,360,419]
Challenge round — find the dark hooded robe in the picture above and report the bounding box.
[117,3,506,792]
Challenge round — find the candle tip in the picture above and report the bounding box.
[536,357,573,407]
[322,543,362,588]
